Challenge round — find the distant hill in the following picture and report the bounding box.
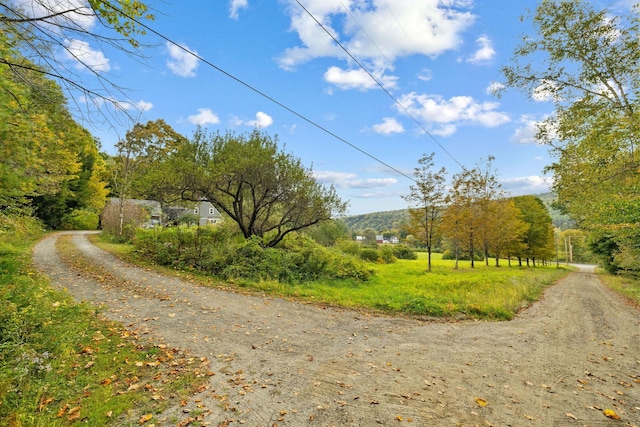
[536,192,575,229]
[343,193,575,232]
[343,209,410,232]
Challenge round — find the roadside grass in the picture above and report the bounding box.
[596,269,640,308]
[93,235,570,321]
[0,232,209,426]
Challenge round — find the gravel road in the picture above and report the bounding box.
[33,231,640,426]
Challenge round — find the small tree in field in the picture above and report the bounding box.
[403,153,447,272]
[167,129,347,248]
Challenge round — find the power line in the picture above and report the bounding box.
[100,1,417,183]
[295,0,465,170]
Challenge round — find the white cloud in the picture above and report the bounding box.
[229,0,248,19]
[324,67,373,90]
[486,81,505,95]
[397,92,510,135]
[500,176,552,196]
[313,171,397,189]
[247,111,274,127]
[532,80,562,103]
[467,35,495,64]
[107,98,153,113]
[231,111,274,128]
[279,0,475,85]
[188,108,220,125]
[166,42,199,77]
[511,114,556,144]
[324,66,398,91]
[17,0,96,30]
[372,117,404,134]
[417,68,432,82]
[511,115,540,144]
[64,39,110,72]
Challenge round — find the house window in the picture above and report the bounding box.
[194,207,199,215]
[209,208,215,215]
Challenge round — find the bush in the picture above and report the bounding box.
[132,227,373,283]
[392,245,417,260]
[100,200,149,242]
[442,249,484,261]
[61,209,99,230]
[0,213,43,243]
[360,248,380,262]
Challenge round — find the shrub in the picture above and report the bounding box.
[360,248,380,262]
[61,209,99,230]
[392,245,417,260]
[442,249,484,261]
[379,246,396,264]
[132,227,373,283]
[100,200,148,242]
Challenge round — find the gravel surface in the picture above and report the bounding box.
[33,231,640,426]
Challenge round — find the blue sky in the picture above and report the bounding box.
[53,0,633,215]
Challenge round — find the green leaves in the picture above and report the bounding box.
[503,0,640,274]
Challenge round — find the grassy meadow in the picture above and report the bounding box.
[245,253,571,320]
[95,235,572,321]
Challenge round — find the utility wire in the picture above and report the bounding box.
[100,1,417,183]
[295,0,465,170]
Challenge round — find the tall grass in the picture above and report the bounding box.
[239,253,569,320]
[0,216,207,426]
[102,230,571,321]
[597,269,640,307]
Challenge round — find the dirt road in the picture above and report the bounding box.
[33,231,640,426]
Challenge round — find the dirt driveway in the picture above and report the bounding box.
[33,231,640,426]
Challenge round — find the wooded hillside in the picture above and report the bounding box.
[344,193,571,233]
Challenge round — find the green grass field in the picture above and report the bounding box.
[95,236,572,321]
[245,253,572,320]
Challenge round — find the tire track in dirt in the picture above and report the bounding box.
[33,231,640,426]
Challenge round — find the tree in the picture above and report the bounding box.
[305,219,350,247]
[1,1,153,123]
[501,0,640,273]
[472,156,504,266]
[166,129,347,248]
[441,167,477,268]
[0,37,108,224]
[485,199,528,267]
[111,119,185,238]
[402,153,446,271]
[512,196,555,266]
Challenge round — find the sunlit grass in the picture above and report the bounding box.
[596,268,640,307]
[0,233,208,426]
[95,235,571,321]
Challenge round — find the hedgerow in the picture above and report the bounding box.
[133,225,373,283]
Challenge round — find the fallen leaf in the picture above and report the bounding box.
[475,397,488,407]
[38,396,54,411]
[56,404,68,417]
[566,413,577,420]
[603,409,620,420]
[138,413,153,424]
[396,415,404,421]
